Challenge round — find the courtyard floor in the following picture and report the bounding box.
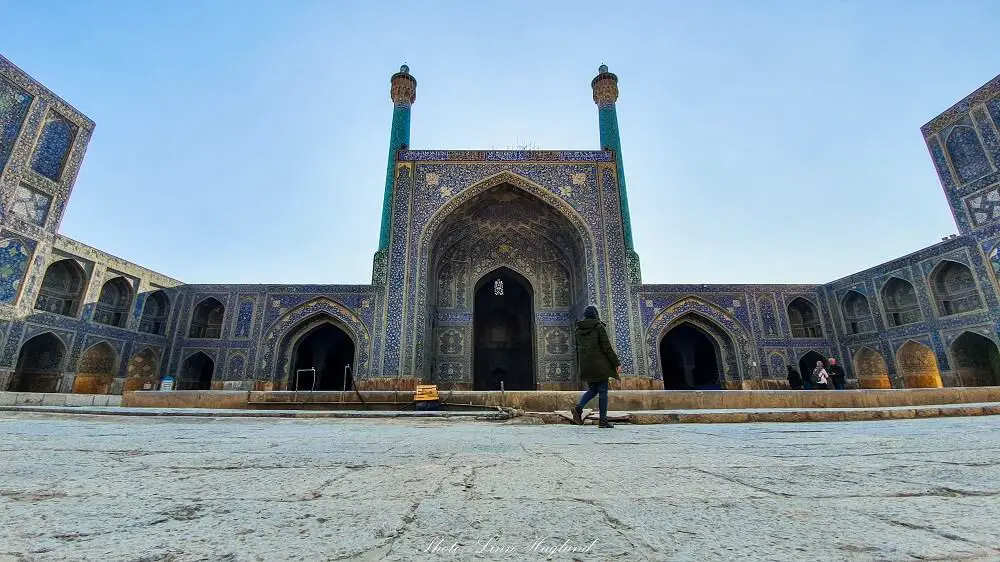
[1,414,999,561]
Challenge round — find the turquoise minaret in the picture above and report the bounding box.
[377,65,416,251]
[592,64,635,252]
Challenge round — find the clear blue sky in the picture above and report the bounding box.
[3,0,998,285]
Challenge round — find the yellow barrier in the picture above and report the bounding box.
[414,385,439,401]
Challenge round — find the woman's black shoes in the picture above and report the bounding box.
[571,407,584,425]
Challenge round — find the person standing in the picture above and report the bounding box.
[571,305,622,429]
[827,357,847,390]
[811,360,830,390]
[786,365,803,390]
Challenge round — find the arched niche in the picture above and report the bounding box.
[189,297,225,339]
[787,297,822,338]
[929,260,983,317]
[34,259,87,317]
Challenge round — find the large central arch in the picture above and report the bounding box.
[419,178,593,389]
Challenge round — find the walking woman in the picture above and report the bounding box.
[571,305,622,429]
[811,360,830,390]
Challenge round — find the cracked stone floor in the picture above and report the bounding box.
[1,413,1000,561]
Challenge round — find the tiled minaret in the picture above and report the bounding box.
[592,64,641,283]
[373,65,416,284]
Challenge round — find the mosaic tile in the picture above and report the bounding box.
[30,110,77,182]
[0,77,32,174]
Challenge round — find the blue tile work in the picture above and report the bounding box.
[30,111,77,182]
[973,108,1000,166]
[0,236,34,304]
[226,351,246,380]
[387,155,625,385]
[0,77,32,174]
[233,296,255,339]
[3,61,1000,395]
[945,125,993,186]
[9,184,52,226]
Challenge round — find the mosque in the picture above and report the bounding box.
[1,53,999,396]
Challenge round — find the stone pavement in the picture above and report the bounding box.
[1,412,999,561]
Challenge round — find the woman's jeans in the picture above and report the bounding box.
[577,381,609,419]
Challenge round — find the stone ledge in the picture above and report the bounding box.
[537,403,1000,424]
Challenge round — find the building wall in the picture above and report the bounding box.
[3,53,1000,394]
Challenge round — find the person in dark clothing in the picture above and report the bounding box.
[828,357,847,390]
[571,305,622,429]
[786,365,803,390]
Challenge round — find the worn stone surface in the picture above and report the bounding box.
[1,413,1000,561]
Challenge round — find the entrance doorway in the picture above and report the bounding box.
[10,333,66,393]
[473,268,534,390]
[798,350,827,388]
[660,323,721,390]
[179,352,214,390]
[291,323,355,390]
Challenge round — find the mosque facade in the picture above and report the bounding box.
[1,53,1000,395]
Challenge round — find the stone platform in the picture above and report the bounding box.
[121,387,1000,411]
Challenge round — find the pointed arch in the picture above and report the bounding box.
[880,276,922,327]
[178,352,214,390]
[74,341,118,394]
[896,340,942,388]
[658,314,731,390]
[279,313,357,390]
[853,346,891,389]
[647,297,751,387]
[946,125,992,184]
[189,297,225,338]
[787,297,822,338]
[139,290,170,335]
[9,332,66,392]
[798,349,828,385]
[928,259,983,317]
[260,296,371,382]
[124,347,160,392]
[949,331,1000,387]
[840,290,874,335]
[93,276,133,327]
[34,258,87,317]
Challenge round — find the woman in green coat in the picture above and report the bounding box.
[571,305,622,428]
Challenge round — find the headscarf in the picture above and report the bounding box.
[583,305,599,319]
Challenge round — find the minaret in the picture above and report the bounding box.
[592,64,635,252]
[377,65,416,251]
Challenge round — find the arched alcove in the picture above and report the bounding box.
[139,291,170,335]
[189,298,225,339]
[787,298,822,338]
[853,347,891,389]
[929,260,983,317]
[73,342,117,394]
[896,340,943,388]
[93,277,133,327]
[10,333,66,392]
[178,352,214,390]
[841,291,874,335]
[950,332,1000,387]
[34,259,87,317]
[881,277,922,327]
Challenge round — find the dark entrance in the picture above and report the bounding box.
[798,350,827,389]
[291,323,355,390]
[179,352,214,390]
[950,332,1000,387]
[10,333,66,393]
[660,323,721,390]
[473,268,534,390]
